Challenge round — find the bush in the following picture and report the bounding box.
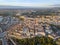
[12,36,57,45]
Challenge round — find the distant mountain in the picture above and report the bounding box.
[0,5,26,9]
[50,4,60,7]
[0,5,60,9]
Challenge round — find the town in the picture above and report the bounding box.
[0,12,60,45]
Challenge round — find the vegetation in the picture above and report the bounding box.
[12,36,57,45]
[50,24,60,32]
[0,40,2,45]
[22,11,56,17]
[56,38,60,45]
[0,12,16,17]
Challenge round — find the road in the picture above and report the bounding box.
[0,22,20,45]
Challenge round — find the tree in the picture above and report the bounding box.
[12,36,57,45]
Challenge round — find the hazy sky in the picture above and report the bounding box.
[0,0,60,7]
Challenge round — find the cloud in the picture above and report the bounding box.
[0,2,52,7]
[0,0,60,7]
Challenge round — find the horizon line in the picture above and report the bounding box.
[0,4,60,8]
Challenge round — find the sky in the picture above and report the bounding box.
[0,0,60,7]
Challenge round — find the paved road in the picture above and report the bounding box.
[0,23,20,45]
